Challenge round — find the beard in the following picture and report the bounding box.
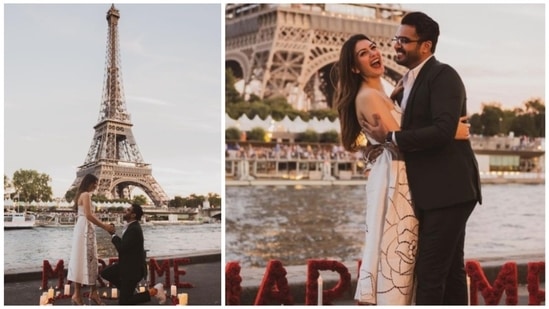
[395,48,422,69]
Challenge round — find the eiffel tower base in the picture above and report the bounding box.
[70,163,169,207]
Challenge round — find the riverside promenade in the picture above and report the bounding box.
[234,252,545,305]
[4,251,544,305]
[4,250,221,306]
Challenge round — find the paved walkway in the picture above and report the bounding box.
[4,251,545,306]
[4,251,221,306]
[236,253,545,305]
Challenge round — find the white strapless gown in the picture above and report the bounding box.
[354,107,418,305]
[67,205,98,285]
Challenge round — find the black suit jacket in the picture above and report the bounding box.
[395,57,482,210]
[112,221,146,282]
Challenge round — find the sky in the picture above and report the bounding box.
[4,4,222,199]
[398,3,545,114]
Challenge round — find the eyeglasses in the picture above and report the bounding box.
[392,36,422,45]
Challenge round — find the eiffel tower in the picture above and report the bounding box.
[226,4,409,109]
[69,4,169,206]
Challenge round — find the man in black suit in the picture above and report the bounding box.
[100,204,166,305]
[363,12,482,305]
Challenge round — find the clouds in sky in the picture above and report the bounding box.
[4,4,222,199]
[401,3,545,112]
[3,3,546,199]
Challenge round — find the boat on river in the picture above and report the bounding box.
[35,213,76,228]
[4,212,36,229]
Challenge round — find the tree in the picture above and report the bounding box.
[479,104,504,136]
[186,194,206,208]
[320,130,340,143]
[65,187,77,204]
[296,129,320,143]
[12,169,53,202]
[510,114,537,137]
[247,127,267,142]
[309,108,339,121]
[169,196,186,208]
[469,114,482,135]
[132,195,148,206]
[523,98,545,137]
[207,193,221,208]
[226,68,242,104]
[226,127,241,141]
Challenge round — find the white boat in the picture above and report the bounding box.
[4,212,36,229]
[35,213,75,228]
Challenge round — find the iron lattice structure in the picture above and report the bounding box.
[70,5,169,206]
[226,3,410,110]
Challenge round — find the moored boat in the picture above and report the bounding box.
[4,212,36,229]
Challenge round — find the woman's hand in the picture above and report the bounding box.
[455,116,470,140]
[104,223,116,235]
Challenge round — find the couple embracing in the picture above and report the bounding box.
[333,12,482,305]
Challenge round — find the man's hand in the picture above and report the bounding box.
[455,116,470,140]
[106,223,116,235]
[360,114,388,144]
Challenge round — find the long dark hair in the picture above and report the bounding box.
[74,174,98,211]
[333,34,371,152]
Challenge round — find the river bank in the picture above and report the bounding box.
[4,250,221,306]
[232,252,545,305]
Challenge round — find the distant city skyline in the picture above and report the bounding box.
[4,4,222,199]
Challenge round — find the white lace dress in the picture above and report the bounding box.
[67,205,98,285]
[354,107,419,305]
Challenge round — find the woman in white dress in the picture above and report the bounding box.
[333,34,469,305]
[67,174,114,305]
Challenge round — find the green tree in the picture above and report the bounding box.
[469,114,482,135]
[132,195,148,205]
[65,187,77,204]
[246,101,272,120]
[207,193,221,208]
[309,108,339,121]
[169,196,186,208]
[510,114,537,137]
[479,104,504,136]
[226,101,249,119]
[12,169,53,202]
[226,127,241,141]
[296,129,320,143]
[523,98,545,137]
[247,127,267,142]
[320,130,340,143]
[226,68,242,104]
[267,97,295,121]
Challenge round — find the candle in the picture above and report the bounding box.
[55,291,61,298]
[178,293,188,305]
[47,287,54,299]
[64,284,70,296]
[39,293,47,305]
[466,275,471,306]
[171,285,177,296]
[102,291,107,298]
[139,286,146,293]
[317,275,323,306]
[112,288,118,299]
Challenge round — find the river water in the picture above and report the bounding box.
[226,183,545,267]
[4,223,221,273]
